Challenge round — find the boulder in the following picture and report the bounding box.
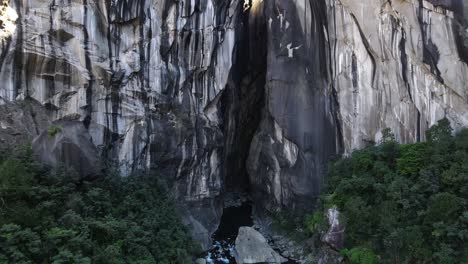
[234,227,287,264]
[32,121,103,179]
[194,258,205,264]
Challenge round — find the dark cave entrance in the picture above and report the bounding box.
[206,202,254,263]
[221,0,267,195]
[202,3,268,263]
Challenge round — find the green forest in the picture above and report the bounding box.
[1,119,467,264]
[0,146,198,264]
[316,119,468,264]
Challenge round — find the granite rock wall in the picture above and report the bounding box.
[1,0,467,246]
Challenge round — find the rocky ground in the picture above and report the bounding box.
[253,216,342,264]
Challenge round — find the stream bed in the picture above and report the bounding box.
[204,202,253,264]
[201,197,298,264]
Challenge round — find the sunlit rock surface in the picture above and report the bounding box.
[0,0,241,248]
[0,6,18,39]
[327,0,468,151]
[234,226,288,264]
[248,0,468,211]
[0,0,467,247]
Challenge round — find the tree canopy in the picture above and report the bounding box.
[320,119,468,263]
[0,146,198,264]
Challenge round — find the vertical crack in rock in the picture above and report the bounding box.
[222,0,267,194]
[0,37,11,74]
[417,0,453,84]
[349,13,377,85]
[46,1,56,106]
[82,0,93,128]
[12,0,22,100]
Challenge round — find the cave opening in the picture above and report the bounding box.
[203,2,268,263]
[221,0,267,196]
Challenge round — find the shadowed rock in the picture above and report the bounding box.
[234,226,287,264]
[322,207,345,251]
[32,121,103,179]
[0,100,50,152]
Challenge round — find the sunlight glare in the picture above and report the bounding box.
[244,0,262,13]
[0,5,18,40]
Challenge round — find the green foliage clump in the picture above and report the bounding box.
[0,148,198,263]
[322,119,468,263]
[341,247,378,264]
[47,125,62,138]
[269,211,310,242]
[305,211,328,234]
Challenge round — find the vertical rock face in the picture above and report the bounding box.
[327,0,468,151]
[0,0,243,247]
[1,0,467,246]
[246,0,341,211]
[247,0,468,211]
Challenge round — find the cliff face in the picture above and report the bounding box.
[0,0,243,247]
[329,0,468,152]
[247,0,340,211]
[248,0,468,212]
[1,0,467,246]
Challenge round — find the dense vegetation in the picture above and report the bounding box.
[0,146,198,264]
[314,119,468,264]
